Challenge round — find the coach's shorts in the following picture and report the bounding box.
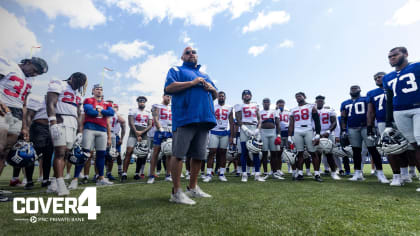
[261,128,278,152]
[52,116,77,149]
[111,134,121,153]
[348,127,375,148]
[394,108,420,145]
[240,124,256,142]
[208,133,229,149]
[0,113,21,135]
[30,122,52,149]
[172,124,209,160]
[293,130,315,152]
[153,131,173,146]
[82,129,107,151]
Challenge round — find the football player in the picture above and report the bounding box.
[382,47,420,191]
[121,96,152,182]
[235,89,265,182]
[314,95,341,180]
[288,92,323,182]
[203,91,234,182]
[0,57,48,180]
[46,72,87,195]
[340,85,389,182]
[68,83,114,190]
[259,98,284,180]
[106,102,126,180]
[148,94,173,184]
[276,99,289,174]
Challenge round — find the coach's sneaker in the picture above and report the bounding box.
[218,175,228,182]
[170,189,196,205]
[186,185,212,198]
[46,178,57,193]
[56,178,69,196]
[241,173,248,182]
[165,175,173,182]
[377,171,390,184]
[331,172,341,180]
[147,176,155,184]
[390,174,403,186]
[203,174,212,183]
[68,179,78,190]
[401,174,412,183]
[97,178,114,186]
[254,173,266,182]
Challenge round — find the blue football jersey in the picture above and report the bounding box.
[340,97,368,128]
[366,87,386,123]
[382,62,420,111]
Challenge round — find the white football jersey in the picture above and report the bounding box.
[0,57,33,109]
[290,103,315,132]
[212,104,233,131]
[276,109,290,131]
[110,113,121,134]
[260,109,277,123]
[129,108,152,127]
[27,96,47,121]
[315,107,337,133]
[47,80,81,117]
[152,103,172,128]
[234,103,259,125]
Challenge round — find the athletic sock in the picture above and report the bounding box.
[220,168,225,175]
[314,171,320,176]
[409,166,416,174]
[298,170,303,176]
[207,168,213,175]
[401,167,408,176]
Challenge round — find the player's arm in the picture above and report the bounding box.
[77,104,83,134]
[46,92,59,124]
[118,115,126,145]
[235,110,246,137]
[128,115,136,135]
[152,107,162,131]
[23,108,36,141]
[311,106,321,136]
[385,89,394,127]
[20,95,29,139]
[288,115,295,144]
[83,103,99,117]
[106,117,112,147]
[101,105,114,117]
[228,110,234,144]
[275,116,281,135]
[367,102,376,136]
[340,110,348,133]
[329,115,337,133]
[144,119,153,133]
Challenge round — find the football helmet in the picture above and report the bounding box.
[133,140,149,158]
[227,144,237,162]
[161,138,172,157]
[332,145,353,158]
[380,128,409,155]
[69,143,89,165]
[316,138,333,154]
[7,141,37,167]
[246,136,262,154]
[282,149,296,165]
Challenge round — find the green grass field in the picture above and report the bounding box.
[0,163,419,235]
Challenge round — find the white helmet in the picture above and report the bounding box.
[227,144,237,161]
[332,146,353,158]
[380,128,409,155]
[317,138,333,154]
[246,136,262,154]
[161,138,172,157]
[109,147,119,158]
[133,140,149,158]
[282,150,296,165]
[376,146,385,157]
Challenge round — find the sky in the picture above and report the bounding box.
[1,0,420,117]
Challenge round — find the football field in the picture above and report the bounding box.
[0,164,419,235]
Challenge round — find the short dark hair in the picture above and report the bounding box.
[136,96,147,102]
[390,46,408,54]
[263,98,270,103]
[276,99,285,104]
[105,100,113,104]
[374,72,386,77]
[295,92,306,98]
[218,91,226,96]
[315,95,325,100]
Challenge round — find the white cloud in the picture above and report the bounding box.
[125,51,181,106]
[248,44,267,56]
[85,53,109,60]
[180,31,195,48]
[16,0,106,29]
[242,11,290,33]
[278,39,294,48]
[46,24,55,33]
[0,7,40,60]
[108,0,261,28]
[109,40,154,60]
[386,0,420,26]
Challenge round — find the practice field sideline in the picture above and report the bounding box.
[0,164,419,235]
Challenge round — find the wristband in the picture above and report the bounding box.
[48,116,56,122]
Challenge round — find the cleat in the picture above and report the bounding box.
[254,174,266,182]
[134,174,140,180]
[339,170,345,176]
[180,173,185,178]
[186,185,212,198]
[170,189,196,205]
[64,174,71,180]
[120,175,128,182]
[322,170,330,176]
[118,171,122,177]
[314,175,323,182]
[241,173,248,182]
[24,181,34,190]
[273,172,285,180]
[81,177,89,184]
[331,172,341,180]
[41,181,51,187]
[296,175,304,181]
[56,179,69,196]
[401,175,412,183]
[165,176,173,182]
[390,177,403,186]
[218,175,228,182]
[68,179,78,190]
[107,173,116,181]
[416,188,420,192]
[97,178,114,186]
[203,175,212,183]
[185,174,190,180]
[147,176,155,184]
[306,171,312,177]
[46,179,57,193]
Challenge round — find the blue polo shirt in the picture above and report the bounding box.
[164,62,217,132]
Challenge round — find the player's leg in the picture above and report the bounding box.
[362,127,388,183]
[121,136,136,181]
[348,128,364,181]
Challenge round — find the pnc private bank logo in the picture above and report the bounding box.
[13,187,100,221]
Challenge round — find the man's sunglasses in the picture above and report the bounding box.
[185,50,197,55]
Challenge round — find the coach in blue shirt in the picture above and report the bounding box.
[164,46,217,205]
